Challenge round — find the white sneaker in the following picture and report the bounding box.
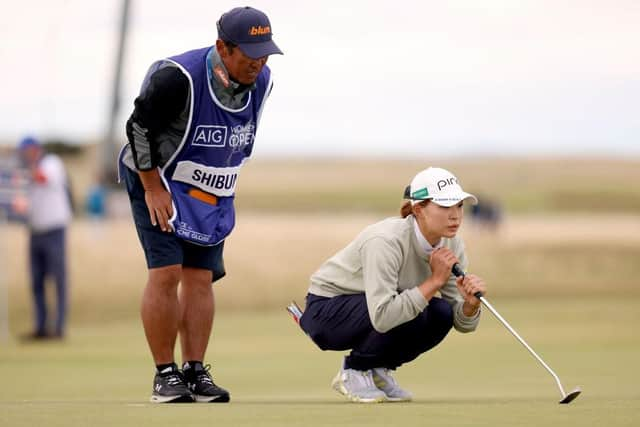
[372,368,412,402]
[331,367,387,403]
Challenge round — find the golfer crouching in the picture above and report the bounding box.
[299,167,487,403]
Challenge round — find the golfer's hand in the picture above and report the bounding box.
[456,274,486,309]
[144,187,174,232]
[429,247,458,287]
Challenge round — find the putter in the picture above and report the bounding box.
[286,301,303,324]
[452,264,581,404]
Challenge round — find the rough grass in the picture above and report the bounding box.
[58,150,640,215]
[3,212,640,326]
[231,157,640,214]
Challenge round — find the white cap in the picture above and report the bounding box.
[404,167,478,207]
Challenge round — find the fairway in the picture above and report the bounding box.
[1,297,639,427]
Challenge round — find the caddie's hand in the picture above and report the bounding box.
[429,247,458,287]
[144,187,174,232]
[456,274,486,308]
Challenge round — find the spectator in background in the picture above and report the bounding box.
[469,196,503,232]
[18,136,72,340]
[85,177,107,219]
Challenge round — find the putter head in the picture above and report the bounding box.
[559,387,581,404]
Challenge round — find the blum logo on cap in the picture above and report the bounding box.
[249,25,271,36]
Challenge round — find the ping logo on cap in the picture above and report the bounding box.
[249,25,271,36]
[437,177,458,191]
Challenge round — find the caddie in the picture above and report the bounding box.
[119,6,282,403]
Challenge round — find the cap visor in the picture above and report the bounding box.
[431,192,478,207]
[238,40,283,59]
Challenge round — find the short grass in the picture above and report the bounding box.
[1,297,638,427]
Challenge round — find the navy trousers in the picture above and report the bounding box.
[300,293,453,370]
[29,227,67,336]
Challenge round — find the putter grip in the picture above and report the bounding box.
[451,263,484,299]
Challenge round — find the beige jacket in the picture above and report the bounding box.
[308,215,480,333]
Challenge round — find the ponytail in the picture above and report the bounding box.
[400,201,413,218]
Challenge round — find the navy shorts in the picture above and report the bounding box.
[122,166,226,282]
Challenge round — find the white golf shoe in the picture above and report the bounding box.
[372,368,413,402]
[331,367,387,403]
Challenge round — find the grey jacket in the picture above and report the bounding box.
[308,215,481,333]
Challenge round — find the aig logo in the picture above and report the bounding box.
[192,125,227,147]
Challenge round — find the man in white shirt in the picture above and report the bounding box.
[18,136,72,339]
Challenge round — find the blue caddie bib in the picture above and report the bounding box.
[161,47,272,245]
